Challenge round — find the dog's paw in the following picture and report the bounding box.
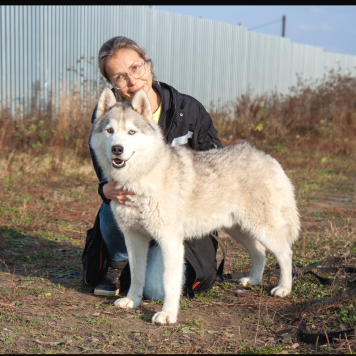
[114,297,139,309]
[238,276,260,286]
[271,286,291,297]
[152,311,177,325]
[238,277,251,286]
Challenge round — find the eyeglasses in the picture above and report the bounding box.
[111,61,146,90]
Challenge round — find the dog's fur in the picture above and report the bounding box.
[90,88,300,325]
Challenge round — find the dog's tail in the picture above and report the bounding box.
[287,205,301,246]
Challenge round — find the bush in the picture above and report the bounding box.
[211,69,356,149]
[1,69,356,158]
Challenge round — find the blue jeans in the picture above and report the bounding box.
[99,203,189,301]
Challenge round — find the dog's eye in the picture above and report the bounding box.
[129,130,136,135]
[107,128,114,134]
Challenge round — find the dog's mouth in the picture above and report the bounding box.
[112,158,126,169]
[112,152,134,169]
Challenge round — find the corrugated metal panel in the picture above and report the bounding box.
[1,5,356,115]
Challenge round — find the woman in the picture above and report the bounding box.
[83,36,223,300]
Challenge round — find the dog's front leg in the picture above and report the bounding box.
[114,230,150,309]
[152,237,184,325]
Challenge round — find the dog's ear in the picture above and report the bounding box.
[131,89,152,122]
[96,88,117,121]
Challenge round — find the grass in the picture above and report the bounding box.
[0,140,355,354]
[0,71,356,353]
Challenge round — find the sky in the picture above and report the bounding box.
[154,6,356,56]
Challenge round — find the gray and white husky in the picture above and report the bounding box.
[90,88,300,325]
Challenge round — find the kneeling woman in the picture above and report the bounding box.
[83,36,223,300]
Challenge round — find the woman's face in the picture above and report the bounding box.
[105,48,153,102]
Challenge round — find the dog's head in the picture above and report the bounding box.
[90,88,164,182]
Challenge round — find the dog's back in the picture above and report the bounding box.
[164,142,299,245]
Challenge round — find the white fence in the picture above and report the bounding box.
[1,5,356,115]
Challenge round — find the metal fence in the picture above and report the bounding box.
[1,5,356,115]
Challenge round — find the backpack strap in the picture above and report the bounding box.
[211,233,227,277]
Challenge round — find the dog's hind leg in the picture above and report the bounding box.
[260,237,293,297]
[151,237,184,325]
[114,230,150,309]
[225,226,266,287]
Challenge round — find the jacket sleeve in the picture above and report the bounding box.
[196,103,223,151]
[90,106,111,205]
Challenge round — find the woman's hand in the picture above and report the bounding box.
[103,179,135,204]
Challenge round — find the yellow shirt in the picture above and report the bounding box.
[152,103,162,124]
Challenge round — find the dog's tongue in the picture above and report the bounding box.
[114,159,123,164]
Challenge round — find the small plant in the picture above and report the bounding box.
[179,299,192,308]
[274,143,282,152]
[153,299,164,305]
[219,281,235,289]
[185,318,205,326]
[242,345,284,354]
[262,317,273,327]
[338,304,356,327]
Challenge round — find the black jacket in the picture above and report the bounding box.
[84,82,223,295]
[90,81,222,203]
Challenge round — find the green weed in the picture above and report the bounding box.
[338,304,356,327]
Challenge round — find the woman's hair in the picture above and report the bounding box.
[98,36,158,84]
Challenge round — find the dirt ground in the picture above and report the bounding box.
[0,140,355,354]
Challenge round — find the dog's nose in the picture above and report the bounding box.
[111,145,124,155]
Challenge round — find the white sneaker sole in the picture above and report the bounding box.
[94,288,120,297]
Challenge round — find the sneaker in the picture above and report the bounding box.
[94,260,127,297]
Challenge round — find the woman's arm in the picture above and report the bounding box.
[196,103,223,151]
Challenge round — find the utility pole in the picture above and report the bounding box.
[282,15,286,37]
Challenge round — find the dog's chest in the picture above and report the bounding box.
[111,197,164,234]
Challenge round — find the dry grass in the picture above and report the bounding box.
[1,69,356,160]
[212,69,356,156]
[0,70,356,354]
[0,80,102,158]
